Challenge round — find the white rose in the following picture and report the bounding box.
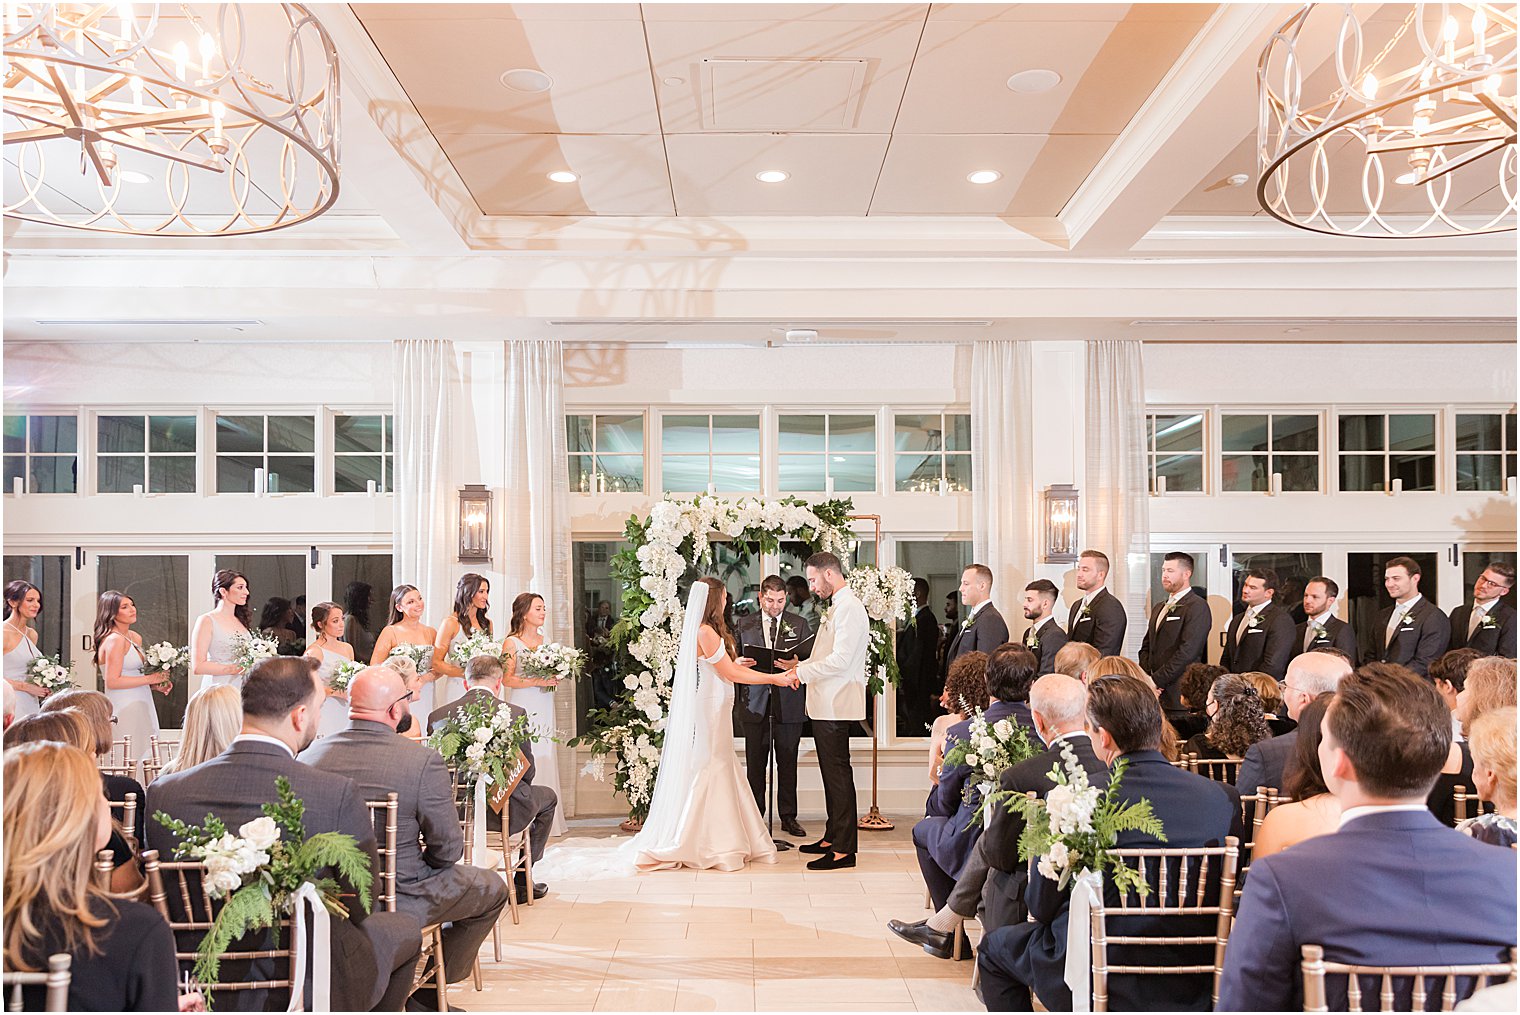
[1046,840,1070,870]
[205,869,243,896]
[993,719,1013,739]
[474,726,494,743]
[237,817,280,851]
[965,753,979,766]
[983,762,997,778]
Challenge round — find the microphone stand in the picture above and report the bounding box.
[767,686,793,852]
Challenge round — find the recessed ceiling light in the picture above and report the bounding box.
[966,170,1002,185]
[1006,68,1063,94]
[500,68,552,93]
[547,170,579,184]
[118,170,151,185]
[755,170,789,184]
[662,76,685,86]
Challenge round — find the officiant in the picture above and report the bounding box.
[735,574,812,838]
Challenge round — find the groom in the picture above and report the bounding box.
[780,551,868,871]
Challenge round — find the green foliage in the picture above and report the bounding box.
[191,881,275,986]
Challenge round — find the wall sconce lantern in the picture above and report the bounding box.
[1043,484,1079,563]
[458,485,492,563]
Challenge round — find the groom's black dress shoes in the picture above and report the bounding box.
[781,819,807,837]
[806,852,856,871]
[798,839,831,854]
[886,919,971,961]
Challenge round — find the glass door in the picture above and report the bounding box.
[3,554,72,660]
[327,552,393,664]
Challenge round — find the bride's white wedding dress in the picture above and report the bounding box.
[534,582,777,878]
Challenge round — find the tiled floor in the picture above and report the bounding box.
[457,817,985,1012]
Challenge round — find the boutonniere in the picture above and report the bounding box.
[1479,613,1498,630]
[1308,622,1327,642]
[819,605,834,628]
[1025,627,1040,651]
[1245,613,1262,630]
[960,616,974,632]
[1400,612,1417,628]
[780,620,799,640]
[1160,601,1177,620]
[1077,603,1093,623]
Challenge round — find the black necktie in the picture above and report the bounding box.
[769,616,779,648]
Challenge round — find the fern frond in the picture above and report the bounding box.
[297,832,374,915]
[194,883,275,986]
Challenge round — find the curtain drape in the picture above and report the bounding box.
[1085,341,1150,657]
[971,341,1037,630]
[392,338,455,625]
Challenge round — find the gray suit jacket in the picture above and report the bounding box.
[424,687,542,836]
[1236,729,1298,797]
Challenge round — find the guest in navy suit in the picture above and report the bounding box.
[908,644,1038,956]
[1220,663,1518,1011]
[1236,649,1353,796]
[977,674,1241,1012]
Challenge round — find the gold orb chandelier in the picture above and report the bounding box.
[3,3,340,236]
[1258,2,1516,238]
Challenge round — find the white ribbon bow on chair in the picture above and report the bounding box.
[471,773,496,869]
[1065,869,1103,1014]
[286,881,331,1012]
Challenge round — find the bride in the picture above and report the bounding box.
[537,577,794,876]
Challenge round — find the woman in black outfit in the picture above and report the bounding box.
[2,742,185,1012]
[1182,672,1274,760]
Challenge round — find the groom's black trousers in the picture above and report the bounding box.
[811,719,857,854]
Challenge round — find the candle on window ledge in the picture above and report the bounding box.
[1270,472,1283,496]
[1390,477,1404,496]
[11,476,22,497]
[253,467,265,497]
[366,479,377,497]
[706,482,716,496]
[132,483,144,498]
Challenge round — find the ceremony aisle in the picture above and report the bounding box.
[466,820,984,1012]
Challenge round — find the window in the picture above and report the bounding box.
[3,414,78,493]
[1455,412,1517,492]
[567,414,644,493]
[660,414,759,493]
[215,414,316,493]
[777,414,876,493]
[1147,413,1204,493]
[96,414,197,493]
[333,414,394,493]
[1338,413,1436,492]
[894,413,971,492]
[1220,413,1319,492]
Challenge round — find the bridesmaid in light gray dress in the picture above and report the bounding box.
[306,602,356,737]
[190,569,252,693]
[4,580,46,720]
[95,591,167,778]
[431,573,493,714]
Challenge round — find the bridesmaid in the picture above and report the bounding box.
[3,580,46,720]
[503,592,566,836]
[189,570,252,693]
[370,584,438,728]
[432,573,492,712]
[94,590,168,779]
[305,602,355,737]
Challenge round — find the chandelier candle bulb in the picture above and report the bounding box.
[173,40,187,82]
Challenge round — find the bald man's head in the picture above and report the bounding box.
[1030,673,1088,732]
[1284,650,1353,720]
[348,666,411,730]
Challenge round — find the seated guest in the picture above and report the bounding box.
[1459,707,1517,848]
[43,689,149,850]
[1251,694,1339,860]
[3,743,185,1013]
[302,666,509,1009]
[929,652,988,785]
[1243,671,1295,735]
[1237,650,1353,796]
[148,656,422,1012]
[1182,673,1272,761]
[1053,640,1100,682]
[1219,664,1517,1011]
[425,654,558,898]
[379,655,425,741]
[1431,648,1482,739]
[1175,662,1224,740]
[1456,656,1518,737]
[1087,658,1183,762]
[910,644,1037,955]
[158,684,242,776]
[976,674,1241,1011]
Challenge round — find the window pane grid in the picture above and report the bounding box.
[570,413,645,493]
[659,413,753,494]
[96,414,197,493]
[1337,412,1435,492]
[333,413,394,494]
[778,413,877,493]
[3,414,79,494]
[1220,412,1319,492]
[1147,412,1205,493]
[894,412,971,492]
[214,414,317,494]
[1455,411,1517,491]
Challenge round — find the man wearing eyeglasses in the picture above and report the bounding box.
[1448,562,1517,659]
[1237,650,1354,797]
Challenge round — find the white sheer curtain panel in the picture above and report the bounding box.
[971,340,1037,630]
[392,339,454,617]
[1084,340,1151,656]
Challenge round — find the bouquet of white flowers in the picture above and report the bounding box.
[845,564,916,695]
[942,709,1038,821]
[25,654,75,697]
[388,642,435,674]
[447,630,510,669]
[230,632,281,672]
[325,659,362,694]
[428,698,535,794]
[516,642,585,684]
[141,641,190,675]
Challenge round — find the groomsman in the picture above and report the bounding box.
[943,564,1009,672]
[1449,562,1517,658]
[1020,580,1067,674]
[1292,576,1359,665]
[734,575,812,838]
[1372,556,1450,677]
[1066,549,1127,657]
[1137,551,1211,715]
[1221,568,1295,679]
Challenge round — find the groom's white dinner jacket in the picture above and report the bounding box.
[795,586,868,721]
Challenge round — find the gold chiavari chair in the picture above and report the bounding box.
[1300,944,1517,1012]
[98,735,134,779]
[1453,786,1498,824]
[1089,837,1242,1012]
[1,954,71,1013]
[104,792,138,852]
[1234,788,1288,903]
[141,735,178,785]
[1185,753,1244,785]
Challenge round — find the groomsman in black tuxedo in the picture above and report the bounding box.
[896,577,942,735]
[943,564,1010,672]
[1291,576,1359,665]
[1220,568,1295,680]
[1448,562,1517,658]
[1371,556,1450,677]
[1019,580,1067,674]
[734,575,812,838]
[1137,551,1211,717]
[1065,549,1127,657]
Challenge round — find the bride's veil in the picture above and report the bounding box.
[633,579,710,851]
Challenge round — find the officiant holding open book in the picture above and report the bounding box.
[734,574,814,838]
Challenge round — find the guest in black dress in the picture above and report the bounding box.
[3,742,184,1012]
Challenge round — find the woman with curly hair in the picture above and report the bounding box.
[1184,673,1273,759]
[1176,662,1225,740]
[929,651,989,785]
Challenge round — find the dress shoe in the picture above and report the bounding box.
[781,818,807,837]
[887,919,958,959]
[514,881,549,904]
[806,852,857,871]
[798,839,832,854]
